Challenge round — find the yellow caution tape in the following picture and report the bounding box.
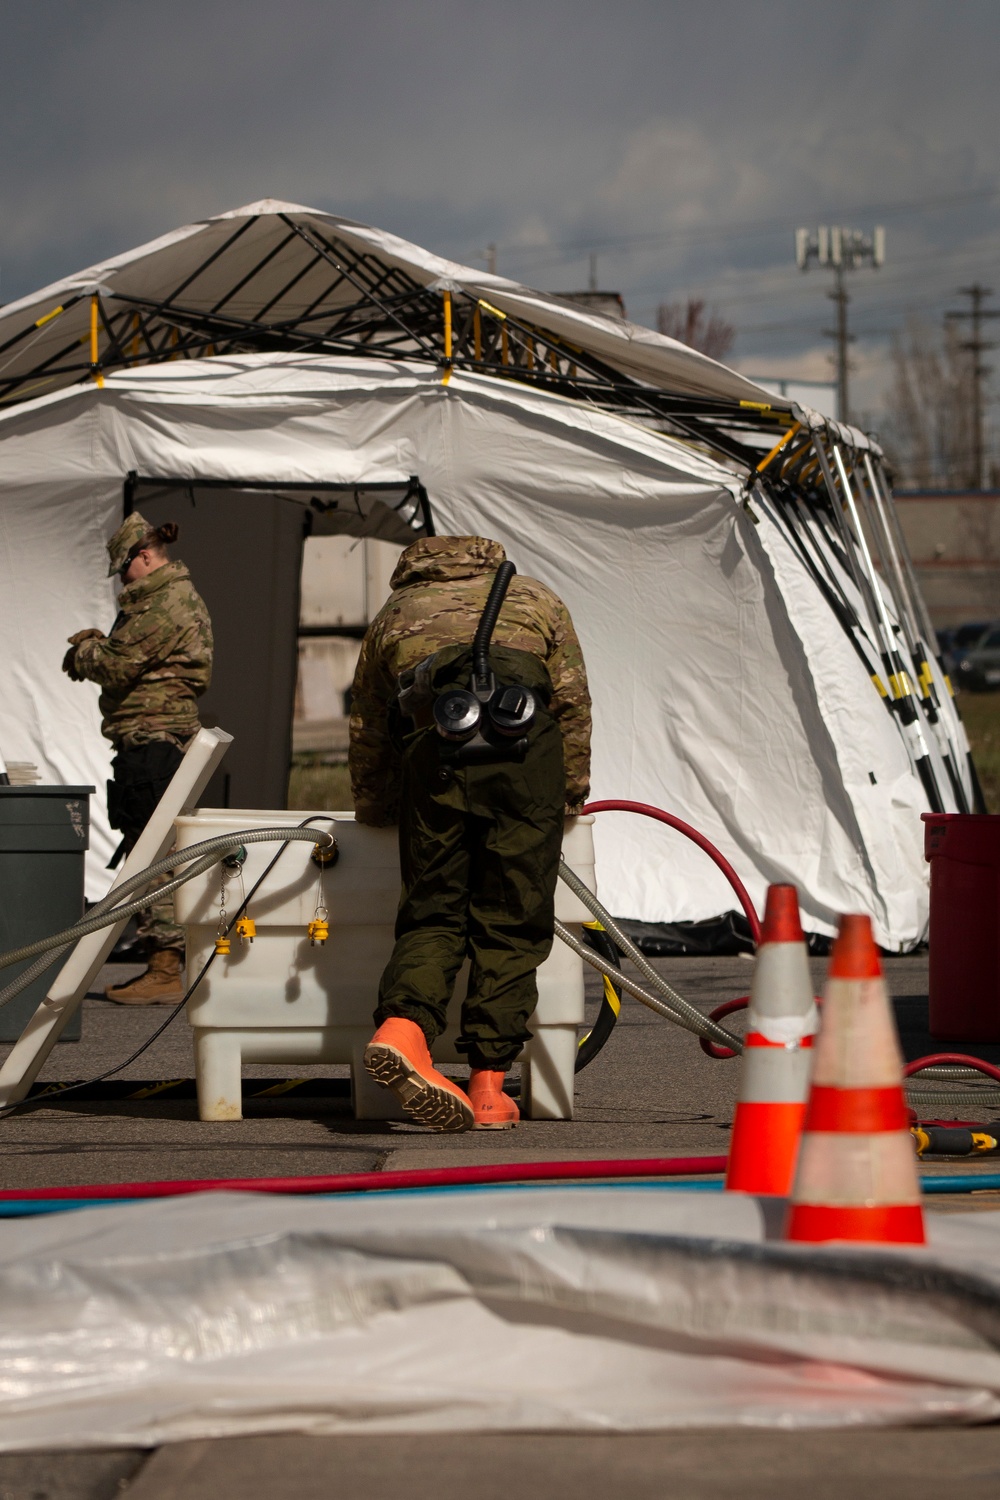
[918,660,935,698]
[583,922,621,1012]
[889,672,913,699]
[871,674,888,698]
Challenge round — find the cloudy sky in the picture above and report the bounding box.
[3,0,999,417]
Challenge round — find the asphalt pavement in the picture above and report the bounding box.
[1,950,999,1497]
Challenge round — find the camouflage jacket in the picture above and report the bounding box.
[71,560,213,748]
[350,536,591,824]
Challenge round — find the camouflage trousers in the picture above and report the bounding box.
[375,714,566,1071]
[110,740,186,954]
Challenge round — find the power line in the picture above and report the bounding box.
[483,184,1000,272]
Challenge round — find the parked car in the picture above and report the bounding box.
[955,621,1000,691]
[940,621,991,677]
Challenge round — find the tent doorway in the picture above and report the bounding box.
[126,475,430,809]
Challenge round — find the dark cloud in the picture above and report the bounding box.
[2,0,998,408]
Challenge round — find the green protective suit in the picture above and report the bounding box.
[373,644,567,1070]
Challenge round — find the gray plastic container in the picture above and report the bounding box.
[0,787,93,1042]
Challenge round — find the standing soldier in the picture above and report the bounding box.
[350,535,591,1131]
[62,513,213,1004]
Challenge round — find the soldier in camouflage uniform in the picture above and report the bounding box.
[351,535,591,1131]
[62,512,213,1004]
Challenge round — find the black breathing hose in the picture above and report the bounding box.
[472,560,517,682]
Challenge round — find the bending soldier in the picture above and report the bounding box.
[350,535,591,1131]
[62,512,213,1003]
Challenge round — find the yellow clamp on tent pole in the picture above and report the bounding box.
[477,298,506,321]
[918,660,935,699]
[34,304,65,329]
[739,400,772,412]
[871,674,888,699]
[944,675,955,697]
[89,295,104,388]
[756,421,802,474]
[888,671,914,700]
[441,290,453,384]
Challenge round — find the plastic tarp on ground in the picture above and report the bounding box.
[2,1186,1000,1448]
[0,354,929,944]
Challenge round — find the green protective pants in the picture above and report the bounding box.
[375,674,566,1071]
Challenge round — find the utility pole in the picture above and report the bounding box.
[795,226,885,424]
[945,284,999,491]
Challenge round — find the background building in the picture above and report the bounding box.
[895,490,1000,628]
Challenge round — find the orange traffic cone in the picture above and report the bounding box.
[785,913,925,1245]
[725,884,818,1195]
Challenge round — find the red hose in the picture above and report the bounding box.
[904,1053,1000,1085]
[699,996,750,1060]
[0,1155,729,1202]
[583,800,762,945]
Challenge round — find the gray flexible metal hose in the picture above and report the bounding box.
[555,861,744,1052]
[0,826,336,1010]
[0,848,225,1011]
[553,919,743,1051]
[904,1091,1000,1109]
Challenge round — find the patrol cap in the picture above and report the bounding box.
[106,512,152,576]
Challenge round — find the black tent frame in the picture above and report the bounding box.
[0,212,796,471]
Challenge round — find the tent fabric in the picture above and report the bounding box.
[1,1186,999,1448]
[0,199,789,411]
[0,354,928,943]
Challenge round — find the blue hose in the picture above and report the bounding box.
[2,1173,998,1218]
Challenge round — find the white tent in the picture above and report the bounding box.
[0,201,973,948]
[0,351,944,947]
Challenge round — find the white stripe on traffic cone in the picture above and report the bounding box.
[726,884,818,1196]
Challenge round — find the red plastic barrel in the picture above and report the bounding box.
[923,812,1000,1042]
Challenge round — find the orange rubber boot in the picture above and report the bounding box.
[364,1017,474,1132]
[468,1069,520,1130]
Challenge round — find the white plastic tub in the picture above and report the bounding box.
[174,809,596,1122]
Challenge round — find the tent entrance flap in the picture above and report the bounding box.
[126,476,431,811]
